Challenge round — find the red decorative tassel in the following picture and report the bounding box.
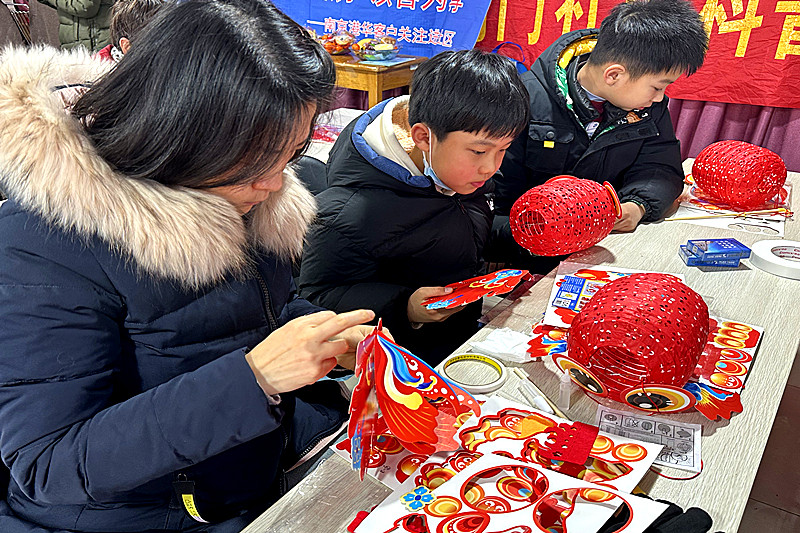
[692,140,786,210]
[510,176,621,256]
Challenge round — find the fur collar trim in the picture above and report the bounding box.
[0,46,316,289]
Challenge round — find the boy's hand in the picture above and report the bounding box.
[407,287,464,325]
[613,202,646,232]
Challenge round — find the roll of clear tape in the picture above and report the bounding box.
[750,240,800,280]
[438,353,507,394]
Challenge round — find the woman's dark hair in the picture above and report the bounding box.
[408,49,529,141]
[588,0,708,79]
[73,0,335,188]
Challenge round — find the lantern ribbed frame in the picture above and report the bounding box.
[692,140,786,210]
[566,273,709,402]
[510,176,619,256]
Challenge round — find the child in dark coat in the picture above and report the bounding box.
[95,0,166,62]
[488,0,707,270]
[299,50,529,364]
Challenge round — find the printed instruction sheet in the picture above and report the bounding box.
[595,405,702,473]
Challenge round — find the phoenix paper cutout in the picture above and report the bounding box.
[349,322,481,479]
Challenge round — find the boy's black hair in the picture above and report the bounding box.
[588,0,707,79]
[408,49,529,141]
[110,0,166,49]
[73,0,335,188]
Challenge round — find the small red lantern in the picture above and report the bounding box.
[510,176,621,256]
[555,273,709,413]
[692,140,786,210]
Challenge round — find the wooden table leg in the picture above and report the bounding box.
[367,73,382,109]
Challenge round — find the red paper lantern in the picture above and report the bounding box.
[692,140,787,209]
[556,273,709,413]
[510,176,621,256]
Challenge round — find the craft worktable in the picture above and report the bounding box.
[331,54,427,109]
[240,162,800,533]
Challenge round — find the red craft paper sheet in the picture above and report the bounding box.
[526,320,568,359]
[538,421,600,465]
[355,453,668,533]
[336,396,662,493]
[422,269,530,310]
[684,316,764,421]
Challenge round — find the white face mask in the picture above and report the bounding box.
[421,126,452,191]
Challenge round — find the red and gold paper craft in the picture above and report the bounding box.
[684,382,743,421]
[349,329,380,480]
[422,269,530,310]
[455,401,656,492]
[526,321,567,359]
[338,395,660,492]
[682,318,762,420]
[348,322,481,479]
[356,453,668,533]
[537,422,599,466]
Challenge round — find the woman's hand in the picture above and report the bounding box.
[407,286,464,325]
[330,325,374,370]
[331,325,395,370]
[245,309,374,396]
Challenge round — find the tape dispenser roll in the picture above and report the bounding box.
[750,240,800,280]
[438,353,507,394]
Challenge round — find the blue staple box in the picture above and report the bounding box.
[686,238,751,261]
[679,245,742,267]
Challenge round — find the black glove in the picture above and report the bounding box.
[598,494,713,533]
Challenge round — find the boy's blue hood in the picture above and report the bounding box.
[350,100,432,189]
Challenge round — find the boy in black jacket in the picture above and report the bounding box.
[489,0,707,269]
[299,50,529,364]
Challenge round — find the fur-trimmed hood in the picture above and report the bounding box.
[0,45,316,289]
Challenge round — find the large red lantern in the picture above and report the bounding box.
[510,176,621,256]
[555,273,709,413]
[692,140,786,210]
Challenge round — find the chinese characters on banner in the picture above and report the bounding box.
[271,0,493,58]
[471,0,800,108]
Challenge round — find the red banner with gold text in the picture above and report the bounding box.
[472,0,800,109]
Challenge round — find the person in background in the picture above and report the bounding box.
[96,0,165,61]
[299,50,529,365]
[37,0,114,52]
[487,0,707,271]
[0,0,375,531]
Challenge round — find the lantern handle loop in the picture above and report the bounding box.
[603,181,622,218]
[544,175,576,185]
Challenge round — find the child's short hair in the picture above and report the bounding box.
[110,0,167,49]
[588,0,707,78]
[408,50,529,141]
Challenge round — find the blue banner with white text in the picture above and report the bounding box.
[272,0,492,58]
